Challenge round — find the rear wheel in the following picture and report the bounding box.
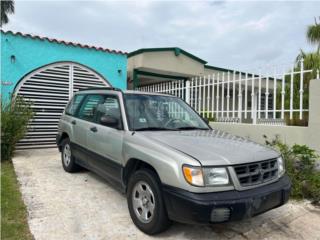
[127,169,171,235]
[61,138,80,172]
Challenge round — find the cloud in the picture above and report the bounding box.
[2,0,319,72]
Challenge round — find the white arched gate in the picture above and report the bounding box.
[15,62,110,149]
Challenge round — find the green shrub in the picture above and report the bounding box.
[264,135,320,204]
[1,96,33,162]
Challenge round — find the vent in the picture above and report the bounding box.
[233,158,278,187]
[15,63,110,149]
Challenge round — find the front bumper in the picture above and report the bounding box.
[162,175,291,224]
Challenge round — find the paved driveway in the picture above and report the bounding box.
[13,148,320,240]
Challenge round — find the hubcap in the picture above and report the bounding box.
[63,144,71,166]
[132,181,155,223]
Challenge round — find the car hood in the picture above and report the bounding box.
[138,129,279,166]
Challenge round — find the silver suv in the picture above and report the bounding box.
[56,87,291,235]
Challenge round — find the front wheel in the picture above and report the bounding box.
[127,169,171,235]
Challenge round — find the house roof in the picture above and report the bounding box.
[1,30,127,55]
[128,47,207,64]
[205,64,260,78]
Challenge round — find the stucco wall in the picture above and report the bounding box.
[128,50,204,78]
[1,32,127,100]
[210,79,320,153]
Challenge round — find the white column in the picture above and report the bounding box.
[251,74,255,122]
[299,58,304,120]
[202,76,206,117]
[195,77,198,112]
[206,75,210,118]
[185,80,191,105]
[244,72,248,119]
[227,72,230,118]
[290,67,294,119]
[258,72,262,119]
[199,76,202,116]
[281,74,285,119]
[221,72,225,117]
[216,73,220,118]
[238,73,242,121]
[273,69,277,119]
[211,74,215,119]
[232,71,236,118]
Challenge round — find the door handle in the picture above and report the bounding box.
[90,126,98,132]
[71,120,76,125]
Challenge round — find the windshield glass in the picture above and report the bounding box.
[123,93,210,131]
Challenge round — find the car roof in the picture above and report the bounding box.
[75,88,174,97]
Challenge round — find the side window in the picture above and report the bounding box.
[65,94,85,116]
[95,96,122,129]
[78,95,104,122]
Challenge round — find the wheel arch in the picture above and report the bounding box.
[57,132,70,151]
[123,158,161,192]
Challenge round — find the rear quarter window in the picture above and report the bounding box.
[65,94,85,116]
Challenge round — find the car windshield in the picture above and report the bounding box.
[123,93,210,131]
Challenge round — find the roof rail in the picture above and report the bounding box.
[78,87,122,92]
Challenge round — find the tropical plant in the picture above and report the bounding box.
[1,96,33,162]
[276,17,320,126]
[0,0,15,27]
[296,17,320,72]
[307,16,320,52]
[264,135,320,204]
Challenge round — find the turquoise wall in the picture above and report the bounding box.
[1,32,127,100]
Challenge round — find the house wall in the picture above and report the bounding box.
[128,51,204,78]
[0,32,127,100]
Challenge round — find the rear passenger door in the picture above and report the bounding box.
[86,94,124,183]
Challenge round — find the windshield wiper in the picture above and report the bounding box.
[176,126,209,130]
[134,127,174,131]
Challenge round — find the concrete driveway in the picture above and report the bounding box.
[13,148,320,240]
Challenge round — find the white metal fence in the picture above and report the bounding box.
[138,59,319,125]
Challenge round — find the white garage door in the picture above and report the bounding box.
[15,62,110,149]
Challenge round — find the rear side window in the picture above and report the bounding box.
[77,94,104,122]
[65,94,85,116]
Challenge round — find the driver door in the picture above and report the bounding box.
[86,94,124,183]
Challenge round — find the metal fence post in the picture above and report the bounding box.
[185,79,191,105]
[253,93,257,124]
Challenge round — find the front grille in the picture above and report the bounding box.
[233,158,278,187]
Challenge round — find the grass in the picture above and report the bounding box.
[1,161,33,240]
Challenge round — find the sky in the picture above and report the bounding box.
[3,0,320,72]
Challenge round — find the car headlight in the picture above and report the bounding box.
[277,156,285,177]
[182,165,229,187]
[203,167,229,185]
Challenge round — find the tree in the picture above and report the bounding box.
[0,0,15,27]
[278,18,320,126]
[297,17,320,71]
[307,17,320,53]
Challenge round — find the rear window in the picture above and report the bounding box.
[65,94,85,116]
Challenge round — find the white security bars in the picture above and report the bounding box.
[137,58,318,125]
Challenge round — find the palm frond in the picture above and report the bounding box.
[0,0,15,27]
[307,17,320,51]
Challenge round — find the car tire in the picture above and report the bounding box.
[127,169,171,235]
[61,138,80,173]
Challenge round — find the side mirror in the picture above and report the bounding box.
[100,115,119,128]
